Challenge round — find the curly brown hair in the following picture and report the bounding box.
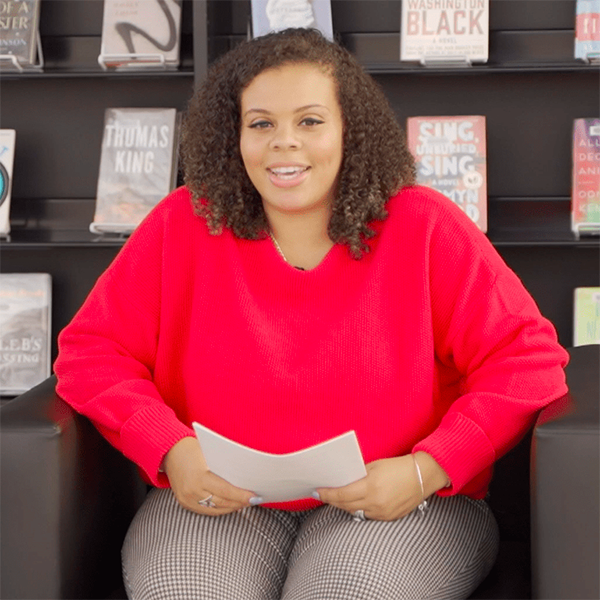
[180,28,415,258]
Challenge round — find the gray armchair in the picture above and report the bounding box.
[2,346,598,600]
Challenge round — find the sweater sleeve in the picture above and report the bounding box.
[412,196,569,495]
[54,196,194,487]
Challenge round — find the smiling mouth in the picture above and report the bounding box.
[268,166,310,181]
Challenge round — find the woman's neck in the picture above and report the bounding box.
[266,208,334,271]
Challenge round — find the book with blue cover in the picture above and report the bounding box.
[251,0,333,40]
[575,0,600,61]
[0,129,16,238]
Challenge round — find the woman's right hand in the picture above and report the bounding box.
[162,436,260,515]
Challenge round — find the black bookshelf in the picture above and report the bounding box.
[1,0,599,362]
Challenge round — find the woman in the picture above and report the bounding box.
[54,28,569,599]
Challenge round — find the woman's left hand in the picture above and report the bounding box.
[315,452,450,521]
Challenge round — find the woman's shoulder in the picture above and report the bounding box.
[137,186,210,236]
[384,185,499,263]
[386,185,470,223]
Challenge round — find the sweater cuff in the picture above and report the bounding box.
[413,412,496,495]
[120,404,195,486]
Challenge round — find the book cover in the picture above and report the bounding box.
[572,118,600,237]
[573,287,600,346]
[0,129,16,237]
[0,273,52,396]
[407,115,487,232]
[400,0,489,64]
[575,0,600,61]
[0,0,41,67]
[90,107,180,235]
[100,0,182,69]
[251,0,334,41]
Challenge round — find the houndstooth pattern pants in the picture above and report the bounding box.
[122,488,499,600]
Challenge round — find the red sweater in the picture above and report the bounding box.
[54,185,568,510]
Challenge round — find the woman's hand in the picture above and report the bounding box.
[163,436,260,515]
[315,452,450,521]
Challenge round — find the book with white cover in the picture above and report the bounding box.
[0,273,52,396]
[573,287,600,346]
[90,107,180,235]
[251,0,334,41]
[99,0,182,69]
[0,129,16,237]
[400,0,489,64]
[0,0,41,67]
[193,422,366,503]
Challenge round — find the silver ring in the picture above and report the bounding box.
[198,494,216,508]
[353,509,367,522]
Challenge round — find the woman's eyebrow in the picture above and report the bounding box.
[243,104,330,117]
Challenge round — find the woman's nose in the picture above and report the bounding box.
[269,124,300,150]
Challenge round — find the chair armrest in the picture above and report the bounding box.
[531,345,600,600]
[1,376,148,600]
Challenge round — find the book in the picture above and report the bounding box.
[573,287,600,346]
[251,0,334,41]
[400,0,489,64]
[0,129,16,238]
[575,0,600,62]
[90,107,180,235]
[0,273,52,396]
[99,0,182,69]
[0,0,41,67]
[193,423,366,503]
[407,115,487,232]
[572,118,600,237]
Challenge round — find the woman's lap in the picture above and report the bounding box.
[122,489,498,600]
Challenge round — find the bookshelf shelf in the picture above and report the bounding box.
[3,197,598,250]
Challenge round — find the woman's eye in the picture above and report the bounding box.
[249,120,272,129]
[301,118,324,126]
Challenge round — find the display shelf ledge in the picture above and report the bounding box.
[0,35,194,79]
[4,197,599,249]
[210,30,600,75]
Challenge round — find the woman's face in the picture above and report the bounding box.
[239,62,344,221]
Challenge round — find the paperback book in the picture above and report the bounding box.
[99,0,182,69]
[400,0,489,64]
[575,0,600,61]
[407,115,487,232]
[0,0,41,68]
[573,287,600,346]
[572,118,600,237]
[0,273,52,396]
[90,107,180,235]
[251,0,334,40]
[0,129,16,238]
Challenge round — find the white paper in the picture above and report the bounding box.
[192,423,366,503]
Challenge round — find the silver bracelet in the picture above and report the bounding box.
[412,454,428,516]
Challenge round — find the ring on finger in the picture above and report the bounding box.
[352,509,367,522]
[198,494,217,508]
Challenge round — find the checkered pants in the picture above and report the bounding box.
[122,488,499,599]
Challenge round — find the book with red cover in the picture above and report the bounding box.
[572,118,600,237]
[407,115,487,232]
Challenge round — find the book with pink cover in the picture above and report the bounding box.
[572,118,600,237]
[407,115,487,232]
